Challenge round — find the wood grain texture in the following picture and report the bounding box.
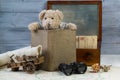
[102,27,120,44]
[0,13,39,28]
[0,44,29,53]
[101,44,120,55]
[0,28,30,53]
[102,0,120,28]
[101,0,120,55]
[0,0,46,53]
[0,2,46,13]
[77,49,100,65]
[0,28,30,44]
[0,0,46,2]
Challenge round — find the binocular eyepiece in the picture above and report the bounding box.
[58,62,87,76]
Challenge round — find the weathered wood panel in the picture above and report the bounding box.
[0,13,39,28]
[101,43,120,55]
[0,27,31,53]
[0,0,46,53]
[0,44,29,53]
[0,28,30,44]
[102,27,120,44]
[102,0,120,28]
[0,0,45,2]
[102,13,120,28]
[0,2,46,13]
[101,26,120,54]
[101,0,120,55]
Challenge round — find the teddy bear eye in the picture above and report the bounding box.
[45,17,47,20]
[51,18,54,19]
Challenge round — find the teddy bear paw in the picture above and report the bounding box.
[67,23,77,30]
[28,22,39,32]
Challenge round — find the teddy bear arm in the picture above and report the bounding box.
[67,23,77,30]
[59,22,68,29]
[28,22,42,31]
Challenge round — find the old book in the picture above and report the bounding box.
[76,36,79,48]
[78,36,97,49]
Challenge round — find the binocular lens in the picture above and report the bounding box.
[58,62,87,76]
[58,63,73,76]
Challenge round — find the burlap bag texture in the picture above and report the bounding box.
[31,30,76,71]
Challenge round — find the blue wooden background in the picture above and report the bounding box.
[0,0,120,55]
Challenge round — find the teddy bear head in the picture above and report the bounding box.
[39,10,64,29]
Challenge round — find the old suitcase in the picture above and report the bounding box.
[31,30,76,71]
[47,0,102,65]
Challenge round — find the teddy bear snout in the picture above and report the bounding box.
[48,23,51,29]
[42,20,52,29]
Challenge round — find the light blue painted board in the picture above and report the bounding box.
[0,2,46,13]
[0,44,29,53]
[0,0,46,2]
[102,0,120,54]
[102,27,120,44]
[102,12,120,28]
[0,28,30,44]
[0,27,31,53]
[0,13,40,28]
[103,0,120,13]
[101,43,120,55]
[102,0,120,28]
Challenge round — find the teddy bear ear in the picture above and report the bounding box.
[39,10,47,20]
[55,10,64,20]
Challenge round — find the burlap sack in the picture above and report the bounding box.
[31,30,76,71]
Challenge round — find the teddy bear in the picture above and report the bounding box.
[28,10,77,31]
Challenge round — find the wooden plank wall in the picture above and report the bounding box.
[0,0,47,53]
[0,0,120,55]
[102,0,120,55]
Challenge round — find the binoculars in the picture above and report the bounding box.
[58,62,87,76]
